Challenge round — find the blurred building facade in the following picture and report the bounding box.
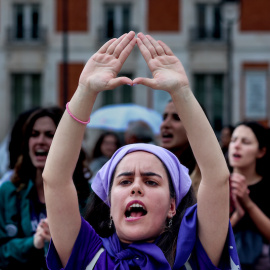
[0,0,269,140]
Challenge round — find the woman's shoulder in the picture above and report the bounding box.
[250,176,270,192]
[0,180,16,194]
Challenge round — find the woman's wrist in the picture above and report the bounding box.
[170,84,192,102]
[230,211,242,226]
[245,199,255,213]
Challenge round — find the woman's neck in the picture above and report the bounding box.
[233,166,262,185]
[35,168,45,203]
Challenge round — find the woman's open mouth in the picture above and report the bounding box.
[161,132,173,143]
[35,149,49,161]
[125,202,147,221]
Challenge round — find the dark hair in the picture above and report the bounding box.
[12,107,63,188]
[12,106,91,200]
[92,131,121,159]
[234,121,268,176]
[84,156,196,267]
[224,125,235,136]
[125,120,154,144]
[73,149,92,211]
[8,107,40,169]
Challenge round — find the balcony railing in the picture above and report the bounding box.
[189,27,226,43]
[6,26,47,46]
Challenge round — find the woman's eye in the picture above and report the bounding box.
[162,113,168,121]
[120,180,132,185]
[45,132,55,138]
[173,114,180,121]
[145,181,158,186]
[31,131,39,137]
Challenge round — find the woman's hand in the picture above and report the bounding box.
[230,194,245,226]
[33,219,51,249]
[133,33,189,94]
[230,172,251,209]
[79,31,136,93]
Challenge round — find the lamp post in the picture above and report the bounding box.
[220,0,239,125]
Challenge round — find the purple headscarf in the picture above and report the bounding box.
[91,143,192,207]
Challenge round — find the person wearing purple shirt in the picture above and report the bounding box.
[43,31,240,269]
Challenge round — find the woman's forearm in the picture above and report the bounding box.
[171,86,230,266]
[43,85,98,186]
[230,211,241,227]
[246,201,270,241]
[170,86,229,185]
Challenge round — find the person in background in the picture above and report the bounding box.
[160,100,201,196]
[124,120,155,145]
[229,121,270,269]
[0,107,40,187]
[89,131,121,182]
[0,107,91,269]
[220,125,234,164]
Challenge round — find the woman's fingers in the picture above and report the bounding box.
[97,38,117,54]
[136,37,152,64]
[107,76,133,89]
[106,33,127,55]
[146,35,166,56]
[133,77,156,88]
[117,33,137,64]
[157,40,174,56]
[104,31,136,60]
[137,32,159,59]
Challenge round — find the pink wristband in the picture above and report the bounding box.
[66,102,90,125]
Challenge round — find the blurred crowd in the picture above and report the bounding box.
[0,101,270,269]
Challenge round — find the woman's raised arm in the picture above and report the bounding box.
[42,31,136,267]
[133,32,230,266]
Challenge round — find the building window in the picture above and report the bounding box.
[245,71,267,119]
[103,74,133,105]
[193,3,221,40]
[11,74,41,121]
[12,4,40,41]
[193,74,224,131]
[103,3,131,39]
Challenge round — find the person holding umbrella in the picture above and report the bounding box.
[43,31,239,269]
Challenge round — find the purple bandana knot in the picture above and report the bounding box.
[101,233,172,270]
[116,249,136,261]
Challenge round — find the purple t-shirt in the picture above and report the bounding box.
[46,205,240,270]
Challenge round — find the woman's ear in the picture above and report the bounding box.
[257,147,266,159]
[168,198,176,218]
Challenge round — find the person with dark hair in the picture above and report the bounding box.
[89,131,121,182]
[220,125,235,166]
[160,100,201,196]
[124,120,155,145]
[229,121,270,269]
[0,107,40,187]
[0,107,91,269]
[220,125,234,155]
[43,31,239,269]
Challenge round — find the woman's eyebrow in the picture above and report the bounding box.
[141,172,162,178]
[116,172,134,178]
[116,171,162,178]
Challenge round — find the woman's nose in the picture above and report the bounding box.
[37,134,46,143]
[233,140,241,148]
[130,181,144,196]
[161,117,170,128]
